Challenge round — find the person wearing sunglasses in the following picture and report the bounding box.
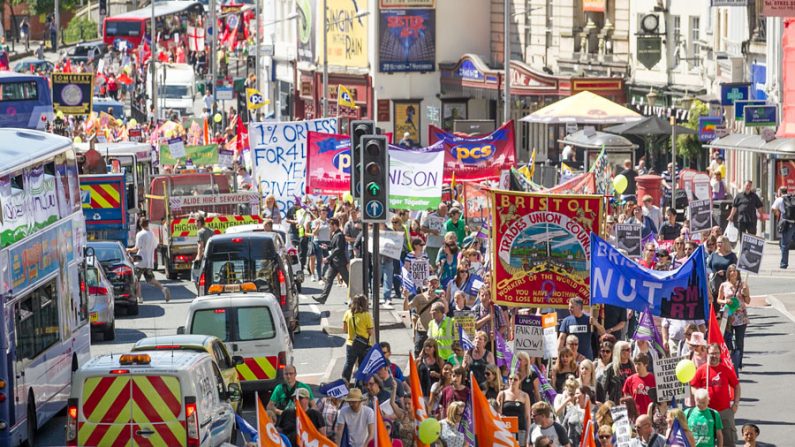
[529,401,571,446]
[498,373,533,445]
[439,401,466,447]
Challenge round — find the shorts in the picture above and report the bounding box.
[135,268,155,282]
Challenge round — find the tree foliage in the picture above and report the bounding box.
[676,99,710,168]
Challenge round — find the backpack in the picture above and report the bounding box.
[783,195,795,221]
[686,407,719,440]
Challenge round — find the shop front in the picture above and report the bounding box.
[439,54,625,162]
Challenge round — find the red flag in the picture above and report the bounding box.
[407,355,429,447]
[63,58,72,73]
[707,303,734,370]
[471,374,519,447]
[374,398,393,447]
[295,398,335,447]
[236,115,249,151]
[203,117,210,145]
[579,398,596,447]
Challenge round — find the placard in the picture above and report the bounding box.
[610,405,632,447]
[653,355,687,402]
[737,233,764,274]
[368,229,405,260]
[218,149,234,168]
[688,199,713,233]
[167,137,186,159]
[454,310,477,340]
[614,224,642,257]
[160,143,220,166]
[513,314,544,358]
[541,313,557,359]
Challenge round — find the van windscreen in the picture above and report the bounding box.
[206,238,279,291]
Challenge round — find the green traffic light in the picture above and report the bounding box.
[367,182,381,196]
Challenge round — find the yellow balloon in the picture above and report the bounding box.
[613,174,628,194]
[73,136,83,144]
[55,110,65,120]
[675,359,697,383]
[213,113,223,123]
[116,119,123,126]
[342,192,353,204]
[128,118,138,127]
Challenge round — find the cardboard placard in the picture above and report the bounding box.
[541,313,558,359]
[513,314,544,358]
[653,355,688,403]
[368,230,405,260]
[454,310,477,340]
[167,137,186,159]
[614,223,642,257]
[689,199,713,233]
[737,233,764,274]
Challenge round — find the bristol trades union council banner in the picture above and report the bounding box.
[491,190,603,307]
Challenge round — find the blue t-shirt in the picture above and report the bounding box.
[559,313,593,359]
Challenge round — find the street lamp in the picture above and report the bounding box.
[322,7,370,117]
[646,88,660,108]
[256,10,300,119]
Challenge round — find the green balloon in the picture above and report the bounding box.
[418,418,441,444]
[613,174,629,194]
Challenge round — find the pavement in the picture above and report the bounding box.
[748,241,795,322]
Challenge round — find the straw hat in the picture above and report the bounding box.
[343,388,366,402]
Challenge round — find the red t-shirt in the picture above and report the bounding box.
[690,363,738,411]
[622,373,657,414]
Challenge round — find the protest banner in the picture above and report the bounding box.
[738,233,764,274]
[610,405,632,447]
[463,182,490,228]
[217,149,234,168]
[513,314,544,358]
[167,137,186,159]
[249,118,338,213]
[590,233,710,319]
[160,143,220,166]
[653,355,688,402]
[429,121,517,182]
[614,224,642,257]
[454,310,477,340]
[541,313,557,359]
[491,190,603,307]
[306,131,443,210]
[688,199,713,233]
[52,73,94,115]
[368,230,404,260]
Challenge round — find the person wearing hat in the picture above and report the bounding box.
[687,332,709,369]
[662,317,706,357]
[335,388,375,447]
[276,387,325,445]
[445,207,467,248]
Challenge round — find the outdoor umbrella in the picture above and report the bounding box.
[602,115,697,136]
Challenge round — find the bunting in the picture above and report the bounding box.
[471,374,520,447]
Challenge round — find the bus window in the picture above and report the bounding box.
[0,81,38,102]
[105,21,142,37]
[15,279,59,363]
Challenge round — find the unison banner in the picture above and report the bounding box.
[491,190,603,307]
[306,132,443,210]
[590,233,710,320]
[249,119,338,214]
[429,121,516,182]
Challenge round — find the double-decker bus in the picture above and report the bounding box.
[102,1,204,49]
[0,73,54,130]
[0,129,91,445]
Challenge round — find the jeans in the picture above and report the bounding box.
[314,241,329,280]
[780,221,795,267]
[381,257,393,302]
[342,341,370,383]
[299,237,310,271]
[724,324,747,370]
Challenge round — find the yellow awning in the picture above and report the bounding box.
[520,90,642,124]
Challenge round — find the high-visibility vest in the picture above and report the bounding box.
[428,316,456,360]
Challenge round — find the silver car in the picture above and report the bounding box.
[87,257,116,341]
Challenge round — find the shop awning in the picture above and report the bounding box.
[705,134,795,155]
[520,90,642,124]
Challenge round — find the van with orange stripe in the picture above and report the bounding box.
[66,351,241,446]
[179,284,293,395]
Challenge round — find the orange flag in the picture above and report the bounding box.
[471,373,519,447]
[374,397,393,447]
[579,398,596,447]
[408,354,429,447]
[295,398,335,447]
[203,117,210,145]
[257,394,286,447]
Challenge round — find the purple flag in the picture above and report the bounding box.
[532,364,558,405]
[633,307,667,358]
[457,394,475,445]
[494,330,512,368]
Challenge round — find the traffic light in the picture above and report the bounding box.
[349,120,374,199]
[360,135,388,223]
[99,0,107,16]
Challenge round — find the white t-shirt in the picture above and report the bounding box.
[772,196,790,221]
[421,212,446,247]
[337,405,374,447]
[134,229,158,269]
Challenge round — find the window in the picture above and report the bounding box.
[237,307,275,341]
[191,309,229,341]
[212,341,231,369]
[0,81,38,102]
[105,21,142,37]
[15,279,60,363]
[672,16,681,66]
[158,85,190,99]
[85,267,101,287]
[690,16,701,67]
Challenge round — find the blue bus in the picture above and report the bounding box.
[0,129,91,445]
[0,73,54,130]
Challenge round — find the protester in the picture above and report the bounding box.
[685,388,723,447]
[771,186,795,269]
[707,236,738,299]
[727,179,765,238]
[665,408,697,447]
[421,203,448,263]
[717,264,751,370]
[529,401,572,446]
[438,366,469,419]
[497,371,533,444]
[561,386,595,446]
[403,279,442,356]
[312,217,348,304]
[127,218,171,303]
[276,388,324,446]
[628,414,665,447]
[427,302,456,361]
[341,295,374,383]
[416,338,444,397]
[596,341,634,403]
[439,401,466,447]
[335,388,375,446]
[462,330,494,385]
[691,344,740,446]
[657,208,682,241]
[558,297,594,360]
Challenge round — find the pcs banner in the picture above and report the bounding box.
[590,233,710,320]
[491,190,603,307]
[52,73,94,115]
[429,121,517,182]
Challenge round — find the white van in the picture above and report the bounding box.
[147,62,197,119]
[67,351,240,446]
[179,284,294,394]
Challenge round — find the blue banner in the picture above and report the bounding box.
[751,63,767,100]
[590,233,709,320]
[319,379,349,398]
[354,343,387,382]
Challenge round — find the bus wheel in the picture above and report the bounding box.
[24,395,36,447]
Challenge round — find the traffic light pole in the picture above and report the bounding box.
[372,225,380,344]
[361,223,369,300]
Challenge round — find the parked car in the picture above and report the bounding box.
[88,240,140,315]
[13,59,54,74]
[197,232,300,337]
[131,335,244,411]
[86,256,115,341]
[66,40,107,66]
